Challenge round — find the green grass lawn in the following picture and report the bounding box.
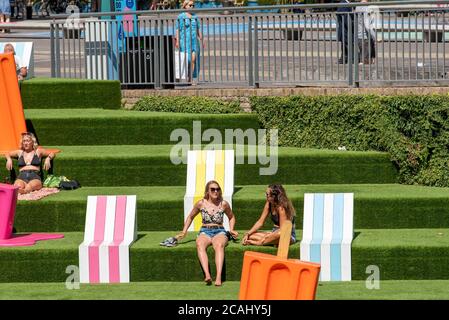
[1,146,397,187]
[1,281,448,300]
[12,184,449,232]
[2,230,449,283]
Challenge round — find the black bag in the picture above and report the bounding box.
[226,231,238,242]
[59,180,81,190]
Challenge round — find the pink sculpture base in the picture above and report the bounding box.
[0,233,64,247]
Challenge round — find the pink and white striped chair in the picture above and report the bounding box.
[79,195,137,283]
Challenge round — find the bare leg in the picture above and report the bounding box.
[196,235,212,284]
[244,232,269,245]
[212,234,228,286]
[24,179,42,194]
[191,51,197,84]
[14,179,27,194]
[246,231,281,246]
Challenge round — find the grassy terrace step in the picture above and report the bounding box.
[25,109,259,146]
[13,184,449,232]
[21,79,121,110]
[1,146,397,187]
[2,280,449,300]
[1,229,449,282]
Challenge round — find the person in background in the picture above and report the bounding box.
[175,0,204,84]
[336,0,352,64]
[0,0,11,33]
[355,0,376,64]
[242,184,296,246]
[3,43,28,80]
[176,180,238,287]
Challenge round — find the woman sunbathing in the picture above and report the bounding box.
[5,132,55,194]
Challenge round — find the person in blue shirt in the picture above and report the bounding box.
[175,0,204,84]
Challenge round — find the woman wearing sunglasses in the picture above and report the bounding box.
[176,180,238,286]
[242,184,296,246]
[5,132,55,194]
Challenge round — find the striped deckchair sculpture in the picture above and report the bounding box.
[79,195,137,283]
[300,193,354,281]
[184,150,234,231]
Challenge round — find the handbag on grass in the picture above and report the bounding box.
[175,50,188,80]
[43,175,68,188]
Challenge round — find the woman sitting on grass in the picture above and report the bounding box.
[5,132,55,194]
[176,180,238,287]
[242,184,296,246]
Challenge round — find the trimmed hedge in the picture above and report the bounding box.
[133,96,242,113]
[252,94,449,187]
[20,78,122,109]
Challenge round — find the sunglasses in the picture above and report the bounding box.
[210,187,221,192]
[21,132,32,135]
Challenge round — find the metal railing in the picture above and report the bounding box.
[48,0,449,88]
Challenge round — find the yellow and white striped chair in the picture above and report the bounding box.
[184,150,234,231]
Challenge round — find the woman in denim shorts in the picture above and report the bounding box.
[176,180,238,286]
[5,132,56,194]
[242,184,297,246]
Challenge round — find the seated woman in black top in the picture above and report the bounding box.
[242,184,297,246]
[5,132,55,194]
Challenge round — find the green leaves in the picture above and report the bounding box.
[251,94,449,187]
[133,96,242,114]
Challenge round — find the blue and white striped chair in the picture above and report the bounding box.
[300,193,354,281]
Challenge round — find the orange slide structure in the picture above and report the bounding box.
[0,53,27,155]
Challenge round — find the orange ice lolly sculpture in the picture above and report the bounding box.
[239,221,321,300]
[0,53,27,155]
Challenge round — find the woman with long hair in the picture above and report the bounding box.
[5,132,55,194]
[242,184,296,246]
[176,180,238,286]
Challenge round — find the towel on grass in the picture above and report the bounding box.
[18,188,60,201]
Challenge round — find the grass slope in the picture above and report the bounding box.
[1,146,398,187]
[1,230,449,282]
[1,280,449,300]
[25,109,260,146]
[12,184,449,232]
[21,79,122,109]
